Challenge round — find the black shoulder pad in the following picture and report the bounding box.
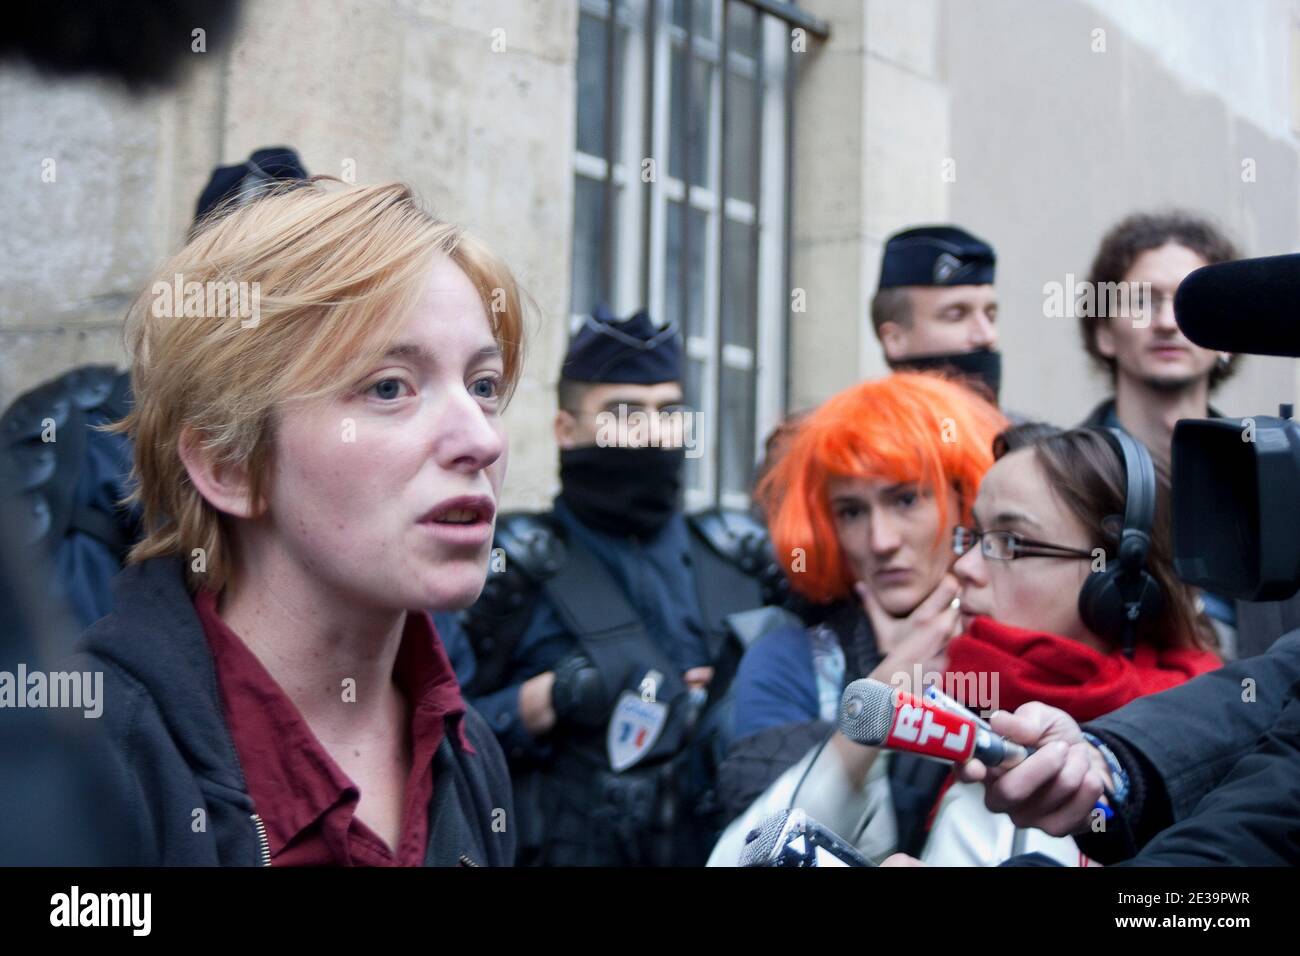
[64,365,128,417]
[687,507,772,576]
[494,511,566,584]
[459,512,565,696]
[1,365,126,451]
[1,365,130,550]
[689,506,793,607]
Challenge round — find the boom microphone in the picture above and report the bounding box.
[838,678,1030,768]
[1170,252,1300,601]
[1174,253,1300,357]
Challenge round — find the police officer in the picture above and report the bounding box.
[437,306,779,866]
[870,225,1005,404]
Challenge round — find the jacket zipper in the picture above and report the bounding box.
[252,811,478,868]
[250,813,272,866]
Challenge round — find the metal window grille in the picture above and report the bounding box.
[570,0,828,509]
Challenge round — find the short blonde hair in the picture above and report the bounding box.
[113,178,528,591]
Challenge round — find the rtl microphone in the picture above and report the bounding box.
[738,808,872,867]
[838,678,1030,768]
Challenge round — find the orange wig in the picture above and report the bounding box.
[757,372,1008,604]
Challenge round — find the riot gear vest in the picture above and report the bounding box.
[457,507,784,865]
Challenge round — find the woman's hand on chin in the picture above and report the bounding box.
[859,573,962,696]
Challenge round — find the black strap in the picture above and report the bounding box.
[687,530,764,663]
[543,542,648,648]
[542,543,686,701]
[542,543,689,764]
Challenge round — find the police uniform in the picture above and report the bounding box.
[436,308,782,866]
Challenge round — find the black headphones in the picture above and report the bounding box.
[1076,427,1165,658]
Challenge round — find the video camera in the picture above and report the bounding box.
[1172,253,1300,601]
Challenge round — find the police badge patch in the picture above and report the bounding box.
[932,251,961,284]
[606,691,669,772]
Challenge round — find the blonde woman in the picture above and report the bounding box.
[73,180,525,866]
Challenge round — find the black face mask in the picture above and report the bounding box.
[559,445,685,538]
[892,347,1003,404]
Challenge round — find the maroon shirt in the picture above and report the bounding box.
[195,588,473,866]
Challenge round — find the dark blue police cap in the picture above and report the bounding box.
[561,305,682,384]
[878,225,996,289]
[194,146,309,225]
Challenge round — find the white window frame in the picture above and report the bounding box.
[572,0,789,511]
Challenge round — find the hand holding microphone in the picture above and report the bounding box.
[841,684,1112,838]
[837,678,1115,845]
[953,701,1110,837]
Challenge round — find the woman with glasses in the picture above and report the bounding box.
[710,372,1008,865]
[910,424,1221,865]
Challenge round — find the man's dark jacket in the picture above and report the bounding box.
[1111,678,1300,865]
[1000,631,1300,867]
[68,557,516,866]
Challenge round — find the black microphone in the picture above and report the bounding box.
[1175,253,1300,357]
[738,809,872,867]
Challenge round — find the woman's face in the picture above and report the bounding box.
[952,448,1101,647]
[264,254,508,613]
[827,476,958,616]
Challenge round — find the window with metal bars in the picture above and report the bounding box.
[570,0,826,511]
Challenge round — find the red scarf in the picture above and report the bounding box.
[944,616,1222,722]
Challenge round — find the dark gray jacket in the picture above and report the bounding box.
[68,557,516,866]
[1114,682,1300,865]
[1078,629,1300,862]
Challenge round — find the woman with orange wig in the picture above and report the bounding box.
[710,371,1008,863]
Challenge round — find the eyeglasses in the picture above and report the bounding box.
[1134,289,1175,316]
[952,526,1095,562]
